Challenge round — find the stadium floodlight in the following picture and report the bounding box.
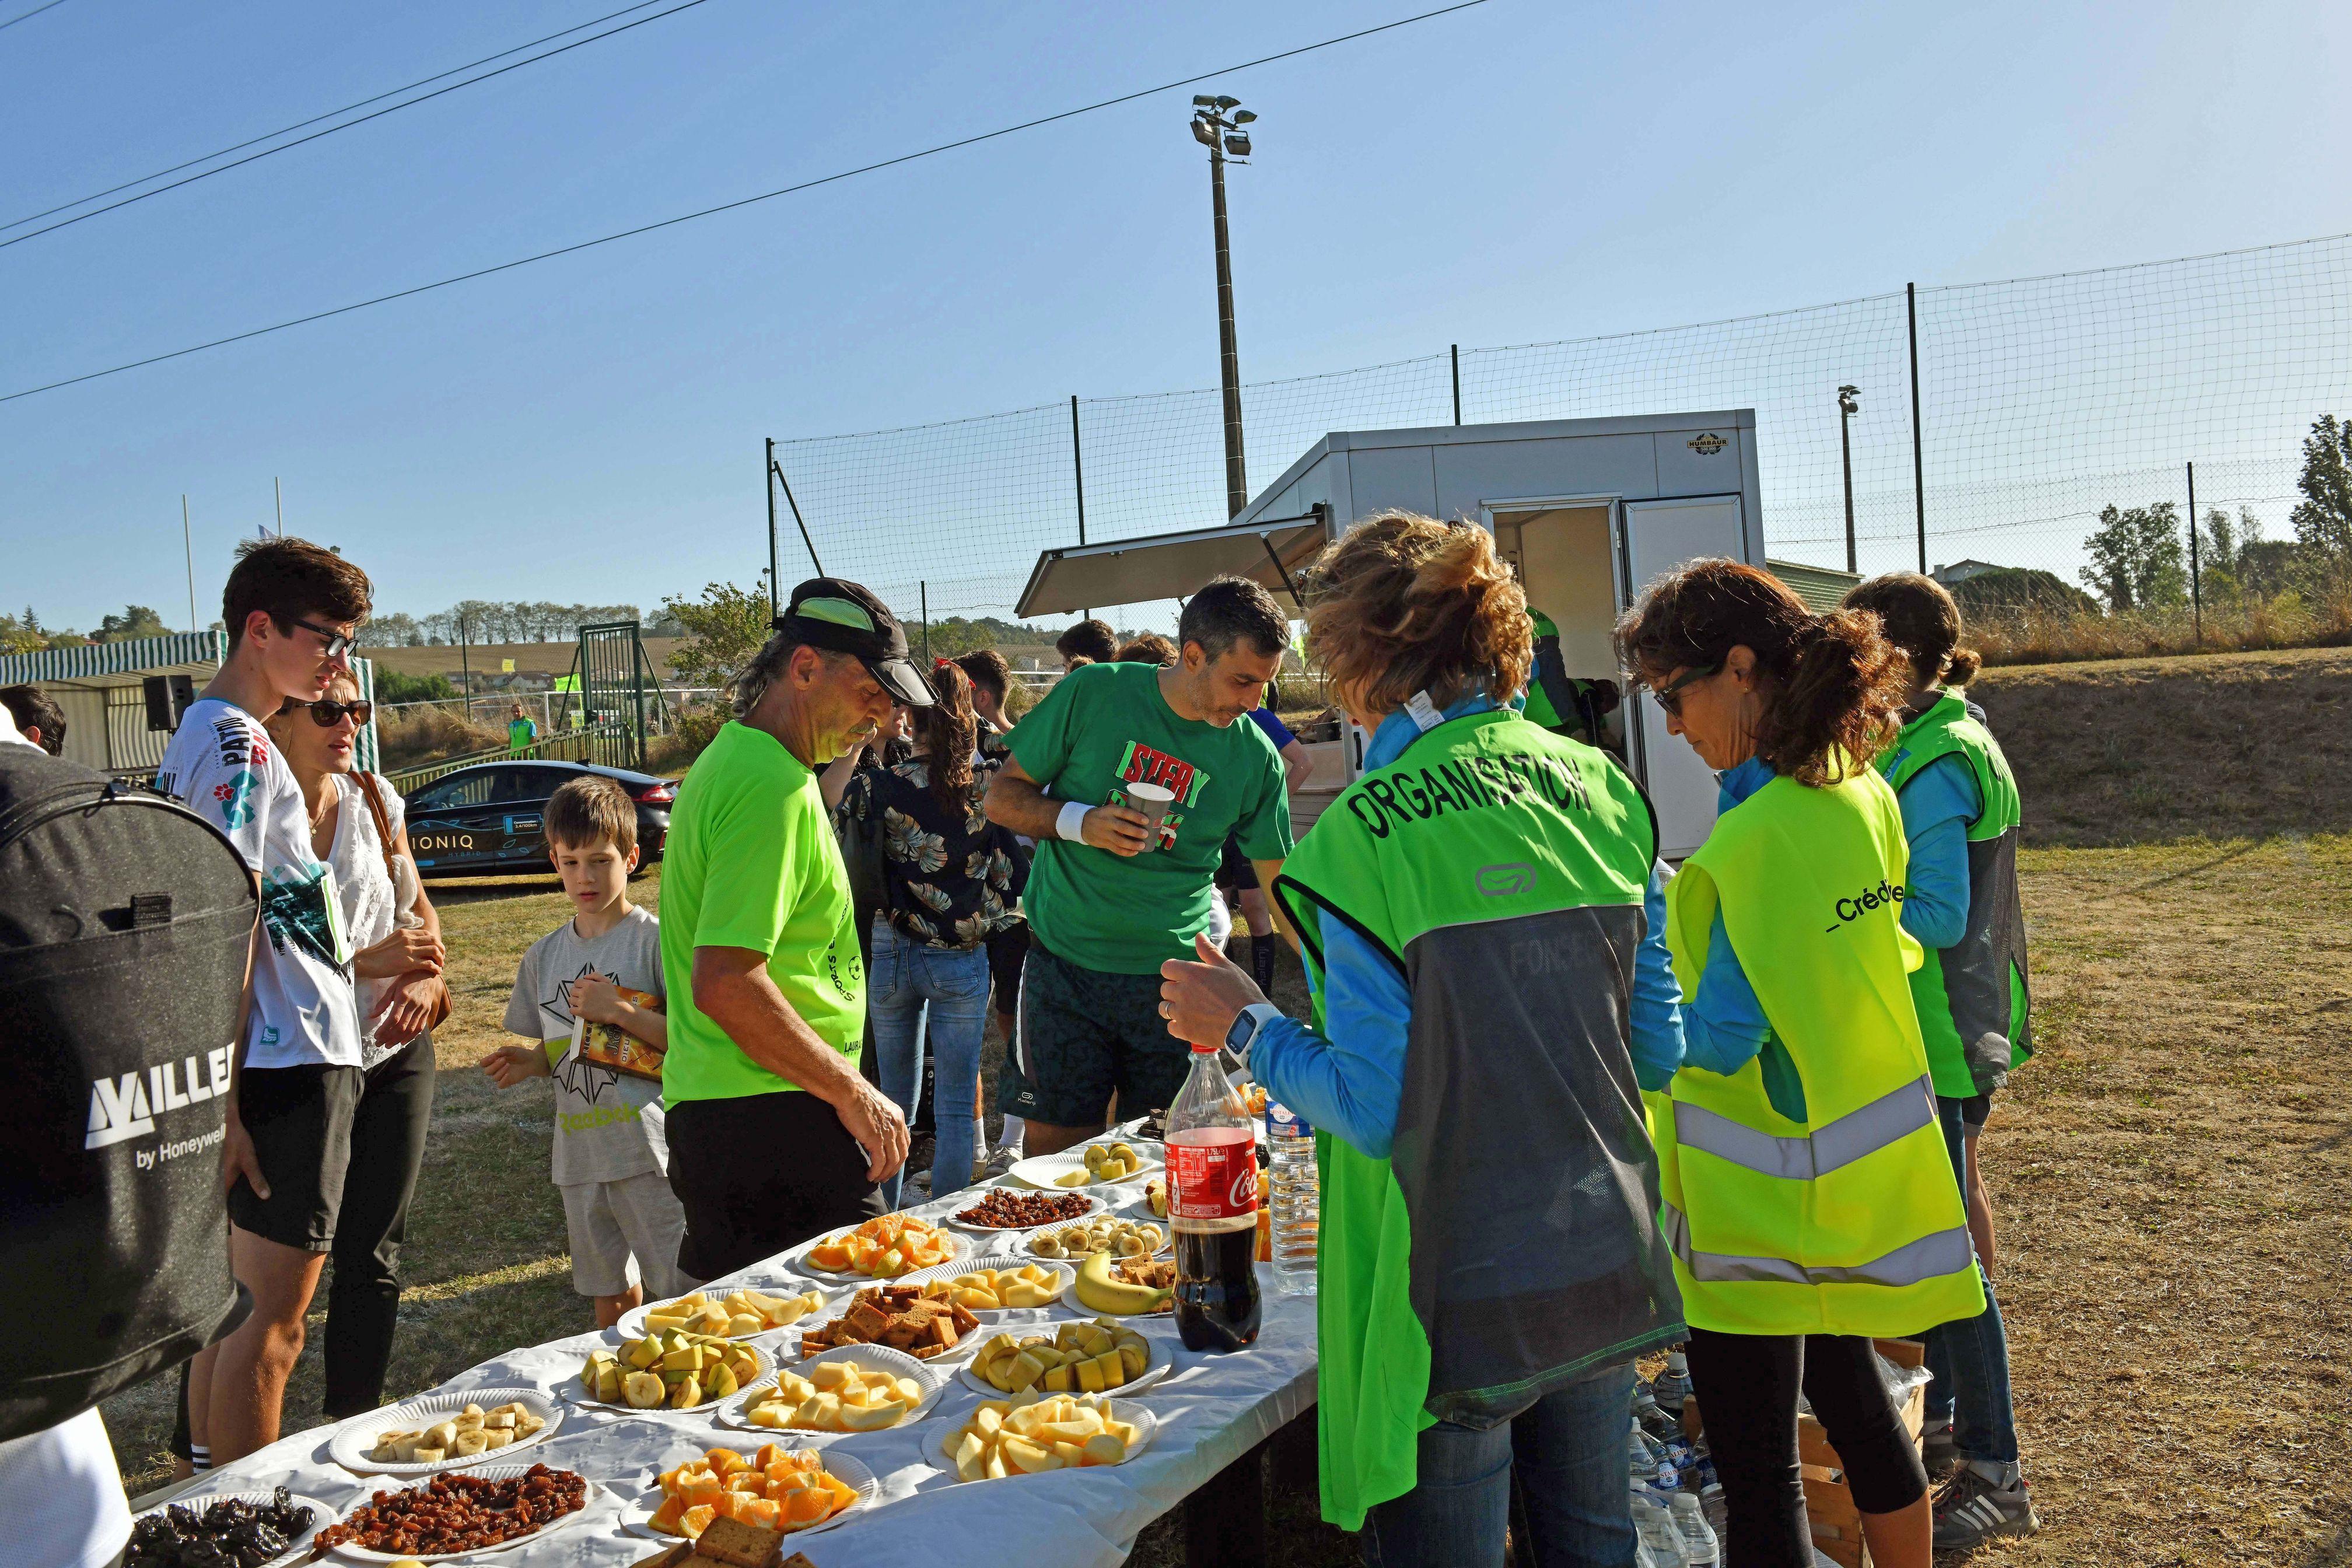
[1214,95,1239,108]
[1193,94,1217,106]
[1224,134,1251,156]
[1231,110,1256,124]
[1192,118,1218,148]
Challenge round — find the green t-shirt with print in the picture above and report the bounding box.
[659,720,864,1105]
[1010,661,1294,975]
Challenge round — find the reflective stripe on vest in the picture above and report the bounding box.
[1660,1202,1975,1289]
[1672,1076,1936,1182]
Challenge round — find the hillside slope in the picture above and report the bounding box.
[1973,645,2352,846]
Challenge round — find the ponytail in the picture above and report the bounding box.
[1842,571,1980,688]
[916,661,977,812]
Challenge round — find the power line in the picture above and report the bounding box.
[1,0,671,236]
[0,0,1493,406]
[0,0,714,251]
[0,0,71,34]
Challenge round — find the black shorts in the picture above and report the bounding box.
[1959,1093,1993,1135]
[227,1063,364,1252]
[985,922,1030,1017]
[1003,940,1191,1129]
[1213,834,1252,892]
[665,1091,886,1282]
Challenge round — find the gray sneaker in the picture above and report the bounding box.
[979,1144,1021,1180]
[1932,1462,2040,1549]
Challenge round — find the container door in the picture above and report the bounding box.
[1618,496,1750,859]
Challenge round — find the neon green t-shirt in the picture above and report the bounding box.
[1010,661,1293,975]
[658,720,863,1105]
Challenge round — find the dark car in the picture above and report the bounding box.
[402,760,677,879]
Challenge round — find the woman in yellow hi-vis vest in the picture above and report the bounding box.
[1616,561,1984,1568]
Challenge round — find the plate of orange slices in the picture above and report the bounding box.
[783,1213,966,1282]
[622,1443,876,1542]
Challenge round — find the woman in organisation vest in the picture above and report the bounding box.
[1158,511,1689,1567]
[1843,572,2039,1549]
[1616,559,1985,1568]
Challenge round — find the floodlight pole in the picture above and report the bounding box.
[1196,100,1251,518]
[1838,385,1860,573]
[765,438,780,621]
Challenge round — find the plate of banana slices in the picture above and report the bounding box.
[330,1389,562,1475]
[1024,1213,1170,1264]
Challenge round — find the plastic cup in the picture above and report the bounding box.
[1125,781,1176,849]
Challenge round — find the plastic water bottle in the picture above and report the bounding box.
[1671,1492,1721,1567]
[1634,1498,1688,1568]
[1264,1101,1318,1297]
[1651,1348,1693,1413]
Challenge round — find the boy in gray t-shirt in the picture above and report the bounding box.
[485,778,693,1323]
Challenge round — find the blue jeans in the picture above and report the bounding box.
[1361,1364,1637,1568]
[1923,1096,2020,1464]
[869,922,989,1212]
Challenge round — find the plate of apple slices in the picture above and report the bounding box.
[930,1393,1158,1482]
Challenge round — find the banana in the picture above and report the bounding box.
[1074,1250,1172,1316]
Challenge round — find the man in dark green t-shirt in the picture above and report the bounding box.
[984,576,1295,1154]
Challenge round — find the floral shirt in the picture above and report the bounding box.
[838,755,1026,949]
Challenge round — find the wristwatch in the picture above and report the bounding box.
[1223,1001,1283,1061]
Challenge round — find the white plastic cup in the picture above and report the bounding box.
[1125,781,1175,848]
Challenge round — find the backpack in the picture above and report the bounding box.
[0,745,255,1442]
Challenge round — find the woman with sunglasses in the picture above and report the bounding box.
[1616,560,1983,1568]
[263,674,449,1418]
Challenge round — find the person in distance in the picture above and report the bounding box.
[1159,512,1689,1566]
[1842,572,2038,1549]
[1617,559,1985,1568]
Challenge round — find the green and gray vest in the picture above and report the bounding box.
[1273,708,1685,1530]
[1523,610,1605,744]
[1878,690,2031,1097]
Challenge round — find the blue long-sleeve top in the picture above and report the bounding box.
[1249,692,1688,1161]
[1893,753,1980,950]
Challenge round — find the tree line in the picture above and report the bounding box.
[356,600,677,646]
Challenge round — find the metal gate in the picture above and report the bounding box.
[556,621,668,771]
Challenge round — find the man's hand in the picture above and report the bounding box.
[1160,932,1269,1049]
[220,1103,269,1199]
[1081,804,1153,856]
[484,1044,550,1088]
[830,1075,912,1185]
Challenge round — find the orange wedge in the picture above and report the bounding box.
[648,1495,687,1534]
[680,1504,716,1539]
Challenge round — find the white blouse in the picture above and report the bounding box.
[327,771,424,1064]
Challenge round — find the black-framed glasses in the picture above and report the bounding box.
[286,615,358,659]
[1653,660,1723,718]
[278,697,373,727]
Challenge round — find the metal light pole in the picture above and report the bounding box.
[1837,384,1860,573]
[1191,96,1257,518]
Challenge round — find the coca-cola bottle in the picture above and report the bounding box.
[1166,1038,1262,1352]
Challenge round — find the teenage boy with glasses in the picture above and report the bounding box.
[156,536,374,1468]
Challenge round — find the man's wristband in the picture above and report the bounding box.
[1055,800,1092,843]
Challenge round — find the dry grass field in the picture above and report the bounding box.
[102,647,2352,1565]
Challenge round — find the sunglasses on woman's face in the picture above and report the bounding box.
[1653,661,1723,719]
[279,697,372,727]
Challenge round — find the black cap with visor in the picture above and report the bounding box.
[774,578,936,708]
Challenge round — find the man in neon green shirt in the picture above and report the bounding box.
[659,578,936,1280]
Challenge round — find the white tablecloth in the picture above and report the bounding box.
[187,1183,1316,1567]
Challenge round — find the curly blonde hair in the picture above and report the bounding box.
[1303,511,1530,718]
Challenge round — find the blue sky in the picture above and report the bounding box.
[3,0,2347,633]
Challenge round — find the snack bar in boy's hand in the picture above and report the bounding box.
[568,984,666,1080]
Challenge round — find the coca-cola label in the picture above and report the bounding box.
[1167,1130,1258,1224]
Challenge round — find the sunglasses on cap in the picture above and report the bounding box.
[278,696,373,727]
[1652,660,1723,719]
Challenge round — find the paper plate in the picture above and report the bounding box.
[565,1342,771,1415]
[955,1323,1169,1401]
[1005,1147,1163,1192]
[318,1466,604,1562]
[615,1283,838,1343]
[891,1258,1076,1314]
[125,1489,333,1567]
[328,1388,564,1476]
[1020,1214,1172,1265]
[926,1399,1160,1482]
[617,1446,878,1542]
[713,1342,951,1434]
[941,1185,1107,1233]
[778,1222,970,1283]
